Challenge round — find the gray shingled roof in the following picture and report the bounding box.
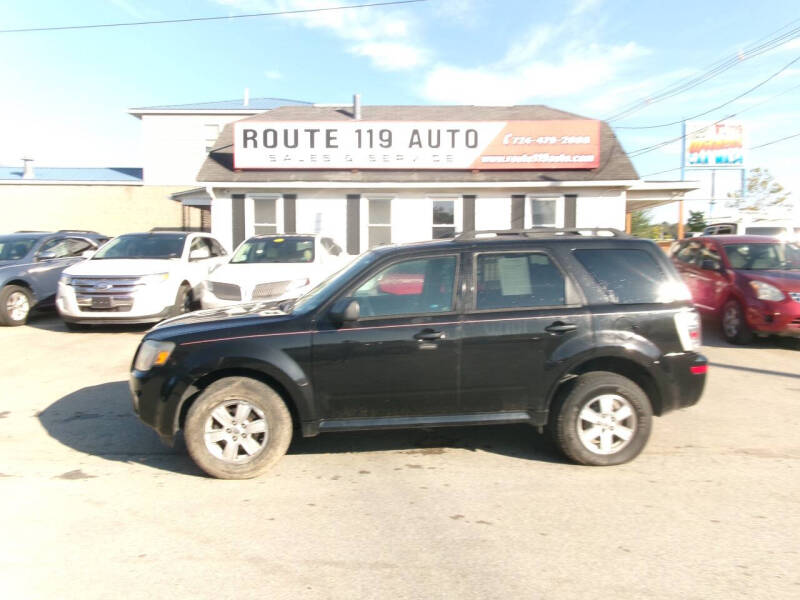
[198,105,638,183]
[130,97,312,111]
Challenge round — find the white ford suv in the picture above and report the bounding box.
[57,231,227,327]
[201,234,349,309]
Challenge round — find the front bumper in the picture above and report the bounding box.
[744,296,800,338]
[57,280,175,324]
[130,365,193,442]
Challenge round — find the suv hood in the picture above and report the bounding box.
[738,270,800,293]
[208,262,323,285]
[149,299,294,336]
[65,258,179,277]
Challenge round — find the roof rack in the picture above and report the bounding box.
[14,230,48,233]
[454,228,630,240]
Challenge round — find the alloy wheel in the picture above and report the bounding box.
[203,401,269,463]
[575,393,637,455]
[6,291,30,322]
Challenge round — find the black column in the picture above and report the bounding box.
[231,194,246,247]
[283,194,297,233]
[564,194,577,228]
[346,194,361,255]
[462,195,476,233]
[511,195,525,229]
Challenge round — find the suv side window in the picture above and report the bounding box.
[475,252,566,310]
[208,238,227,257]
[675,241,702,265]
[352,255,457,317]
[698,244,722,271]
[39,237,93,258]
[574,248,668,304]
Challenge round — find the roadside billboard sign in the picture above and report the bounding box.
[685,121,745,168]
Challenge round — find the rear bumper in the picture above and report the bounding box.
[659,352,708,413]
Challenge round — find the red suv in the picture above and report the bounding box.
[671,235,800,343]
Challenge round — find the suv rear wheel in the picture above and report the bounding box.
[551,372,652,466]
[184,377,293,479]
[0,285,33,326]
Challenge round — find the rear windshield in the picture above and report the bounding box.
[0,237,38,260]
[92,234,186,260]
[574,248,669,304]
[231,236,315,264]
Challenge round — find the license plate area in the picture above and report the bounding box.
[91,297,113,309]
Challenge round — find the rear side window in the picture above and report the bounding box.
[476,252,566,310]
[574,249,668,304]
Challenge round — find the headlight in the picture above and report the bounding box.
[287,278,311,291]
[749,281,785,301]
[59,275,73,286]
[133,340,175,371]
[137,273,169,286]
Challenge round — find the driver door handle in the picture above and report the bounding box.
[545,321,577,334]
[414,329,445,341]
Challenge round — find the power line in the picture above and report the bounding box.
[604,20,800,122]
[615,54,800,130]
[750,131,800,150]
[0,0,428,34]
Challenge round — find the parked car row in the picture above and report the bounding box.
[0,229,348,328]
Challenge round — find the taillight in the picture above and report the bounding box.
[690,364,708,375]
[674,308,702,351]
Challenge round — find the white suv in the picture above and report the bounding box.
[201,234,349,309]
[57,231,227,327]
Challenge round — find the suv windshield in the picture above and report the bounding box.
[93,234,186,260]
[231,236,315,264]
[723,242,800,270]
[0,236,38,260]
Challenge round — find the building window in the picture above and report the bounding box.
[525,196,563,228]
[204,124,220,152]
[254,197,278,235]
[432,199,456,239]
[368,198,392,248]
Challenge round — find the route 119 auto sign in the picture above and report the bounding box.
[233,120,600,170]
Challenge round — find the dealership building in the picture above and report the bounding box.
[1,97,695,249]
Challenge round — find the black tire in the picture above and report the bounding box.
[170,283,192,317]
[0,285,33,326]
[721,299,753,345]
[184,377,293,479]
[550,371,652,466]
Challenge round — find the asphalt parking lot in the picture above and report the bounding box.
[1,314,799,599]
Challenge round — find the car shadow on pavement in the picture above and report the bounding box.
[38,381,202,476]
[26,313,152,334]
[287,424,569,464]
[41,381,569,476]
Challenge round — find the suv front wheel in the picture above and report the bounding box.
[551,372,652,466]
[184,377,293,479]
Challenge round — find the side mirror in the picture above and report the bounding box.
[189,249,209,261]
[701,259,721,272]
[37,251,57,261]
[330,298,360,326]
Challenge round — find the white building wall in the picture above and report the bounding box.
[576,190,626,230]
[390,194,432,245]
[140,114,246,186]
[475,196,511,230]
[296,196,348,247]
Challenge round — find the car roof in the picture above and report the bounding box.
[695,234,782,244]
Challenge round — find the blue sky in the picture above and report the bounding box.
[1,0,798,222]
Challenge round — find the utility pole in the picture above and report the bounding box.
[678,121,686,239]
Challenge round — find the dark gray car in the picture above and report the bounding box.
[0,231,109,325]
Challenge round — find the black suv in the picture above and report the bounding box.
[130,229,707,479]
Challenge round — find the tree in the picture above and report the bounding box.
[630,210,652,238]
[727,168,790,211]
[686,210,707,232]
